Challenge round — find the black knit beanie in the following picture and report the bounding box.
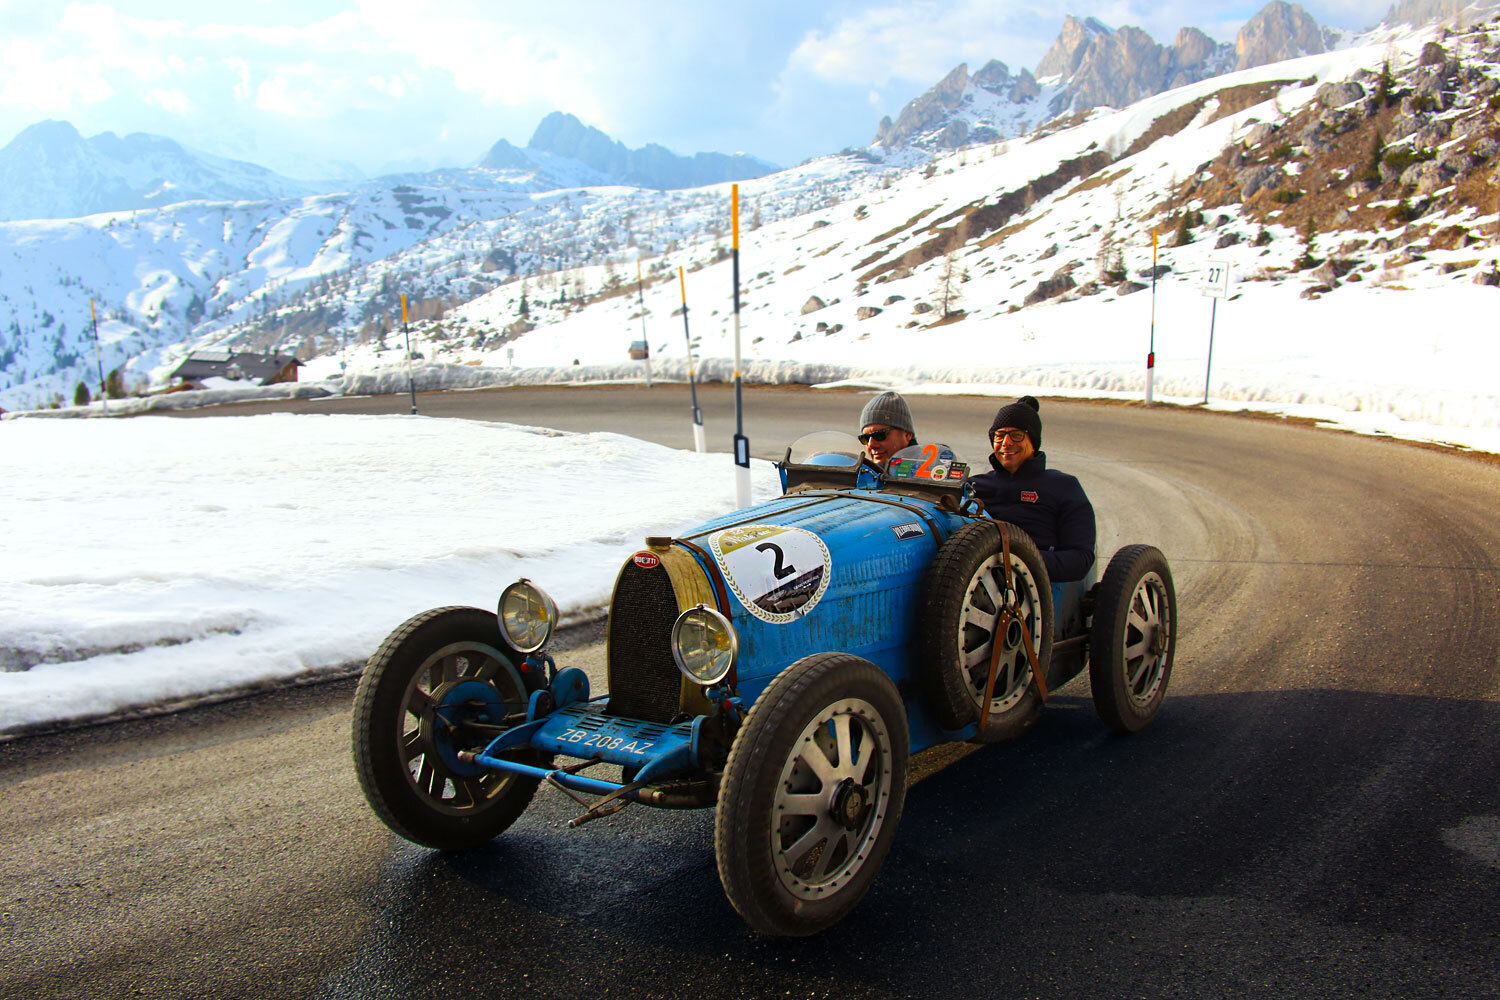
[988,395,1041,449]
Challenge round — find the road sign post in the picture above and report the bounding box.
[1200,258,1232,405]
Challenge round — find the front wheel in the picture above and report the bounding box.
[1089,546,1177,734]
[715,653,909,936]
[351,606,547,850]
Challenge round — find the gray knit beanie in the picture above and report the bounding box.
[988,395,1042,448]
[859,391,915,435]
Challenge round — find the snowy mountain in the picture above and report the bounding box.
[0,120,316,222]
[873,1,1351,151]
[1,11,1497,434]
[482,112,780,190]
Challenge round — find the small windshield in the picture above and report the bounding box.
[786,431,864,467]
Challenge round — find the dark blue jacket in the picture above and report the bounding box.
[968,451,1096,582]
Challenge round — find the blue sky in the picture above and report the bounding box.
[0,0,1395,179]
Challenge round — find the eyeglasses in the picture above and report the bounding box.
[858,429,893,444]
[993,429,1029,444]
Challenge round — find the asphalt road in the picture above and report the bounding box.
[3,384,1499,1000]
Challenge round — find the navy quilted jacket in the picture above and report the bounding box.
[968,451,1096,582]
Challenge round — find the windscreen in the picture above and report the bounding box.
[786,431,864,467]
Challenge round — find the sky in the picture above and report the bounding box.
[0,0,1401,180]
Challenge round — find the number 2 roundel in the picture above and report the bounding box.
[708,524,833,624]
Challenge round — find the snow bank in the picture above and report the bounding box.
[0,414,781,735]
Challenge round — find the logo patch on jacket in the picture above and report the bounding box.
[1021,491,1039,503]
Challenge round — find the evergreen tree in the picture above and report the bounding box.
[1174,213,1195,247]
[73,381,91,407]
[1297,215,1319,269]
[105,368,125,399]
[1376,60,1395,108]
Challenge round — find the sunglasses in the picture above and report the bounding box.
[993,429,1029,444]
[858,429,895,444]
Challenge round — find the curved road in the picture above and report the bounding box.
[3,385,1499,999]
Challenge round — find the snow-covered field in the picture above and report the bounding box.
[0,414,780,736]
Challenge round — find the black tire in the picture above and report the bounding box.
[1089,545,1176,734]
[918,521,1053,742]
[715,653,909,936]
[352,606,547,850]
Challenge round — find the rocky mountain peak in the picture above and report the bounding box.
[1381,0,1500,27]
[1235,1,1330,70]
[1036,15,1114,79]
[482,111,776,191]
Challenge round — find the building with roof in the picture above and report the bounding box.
[170,350,301,389]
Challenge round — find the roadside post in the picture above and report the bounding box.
[400,293,418,415]
[679,265,706,453]
[1200,258,1232,405]
[89,299,107,415]
[635,259,654,388]
[731,184,750,507]
[1146,229,1158,405]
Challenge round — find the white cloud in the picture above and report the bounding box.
[146,88,192,115]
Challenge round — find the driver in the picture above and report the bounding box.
[858,391,918,470]
[968,396,1095,582]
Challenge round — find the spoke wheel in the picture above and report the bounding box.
[919,521,1053,742]
[353,606,547,850]
[1089,546,1177,734]
[716,653,908,936]
[772,698,894,899]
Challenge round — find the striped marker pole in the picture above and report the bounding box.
[731,184,750,507]
[400,293,418,415]
[635,259,653,388]
[90,299,107,415]
[679,265,706,453]
[1146,229,1157,406]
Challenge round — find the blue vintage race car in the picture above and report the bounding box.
[352,432,1177,936]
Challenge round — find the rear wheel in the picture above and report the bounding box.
[919,521,1053,742]
[352,606,547,850]
[715,652,908,936]
[1089,546,1176,734]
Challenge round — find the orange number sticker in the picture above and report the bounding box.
[915,444,939,478]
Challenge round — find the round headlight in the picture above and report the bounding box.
[671,605,738,686]
[497,579,557,653]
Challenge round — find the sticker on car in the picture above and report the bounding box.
[708,524,833,624]
[891,521,924,540]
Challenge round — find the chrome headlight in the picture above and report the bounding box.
[670,605,738,686]
[497,579,557,653]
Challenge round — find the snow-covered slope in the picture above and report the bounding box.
[2,17,1497,453]
[0,120,316,222]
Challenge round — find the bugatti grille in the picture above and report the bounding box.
[606,562,683,724]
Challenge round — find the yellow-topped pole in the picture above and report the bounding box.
[400,292,418,414]
[635,258,654,388]
[89,299,107,414]
[731,184,749,506]
[679,265,706,453]
[1146,230,1158,405]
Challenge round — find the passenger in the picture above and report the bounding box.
[857,391,918,470]
[967,396,1096,582]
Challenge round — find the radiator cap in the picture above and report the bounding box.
[645,535,673,551]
